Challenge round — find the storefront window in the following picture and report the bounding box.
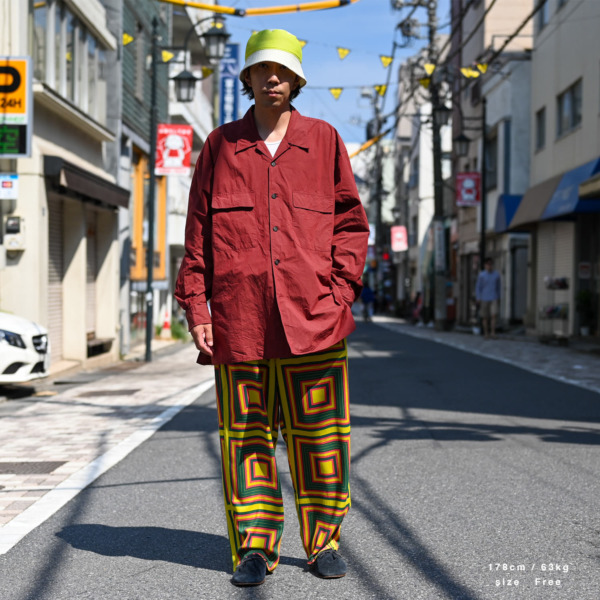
[54,2,62,92]
[65,9,76,102]
[88,36,97,118]
[97,47,107,125]
[32,2,47,82]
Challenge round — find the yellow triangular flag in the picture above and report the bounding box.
[337,47,350,60]
[424,63,436,76]
[329,88,343,100]
[419,77,431,89]
[201,67,214,78]
[380,55,393,69]
[477,63,488,74]
[162,50,175,63]
[460,67,480,79]
[374,84,387,97]
[123,33,134,46]
[298,39,307,48]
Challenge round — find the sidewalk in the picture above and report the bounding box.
[0,343,214,554]
[373,315,600,395]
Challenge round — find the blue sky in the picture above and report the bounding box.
[223,0,451,144]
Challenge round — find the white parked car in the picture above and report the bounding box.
[0,311,50,384]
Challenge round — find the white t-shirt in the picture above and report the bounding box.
[265,140,282,156]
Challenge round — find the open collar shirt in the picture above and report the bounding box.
[175,107,369,365]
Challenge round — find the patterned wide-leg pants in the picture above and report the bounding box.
[214,339,351,571]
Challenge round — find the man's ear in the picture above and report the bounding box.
[243,68,251,86]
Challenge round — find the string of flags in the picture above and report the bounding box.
[418,62,489,89]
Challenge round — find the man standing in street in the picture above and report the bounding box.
[175,29,369,587]
[476,257,501,339]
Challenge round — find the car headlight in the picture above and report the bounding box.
[33,334,49,353]
[0,328,26,349]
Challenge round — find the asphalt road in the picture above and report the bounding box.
[1,322,599,599]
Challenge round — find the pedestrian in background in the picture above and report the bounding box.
[361,280,375,321]
[476,257,501,339]
[175,29,369,587]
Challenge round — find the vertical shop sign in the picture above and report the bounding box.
[219,44,239,126]
[0,57,32,158]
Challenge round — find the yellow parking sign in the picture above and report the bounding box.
[0,57,32,157]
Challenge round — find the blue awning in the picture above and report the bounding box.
[541,157,600,220]
[495,194,523,233]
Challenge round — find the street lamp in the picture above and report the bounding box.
[172,16,231,104]
[144,15,229,362]
[433,104,451,128]
[453,133,470,158]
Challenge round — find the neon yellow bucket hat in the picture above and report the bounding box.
[240,29,307,87]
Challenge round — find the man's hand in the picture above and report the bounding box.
[190,323,214,356]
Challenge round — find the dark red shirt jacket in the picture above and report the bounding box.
[175,108,370,365]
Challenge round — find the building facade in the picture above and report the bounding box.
[509,0,600,339]
[0,0,126,370]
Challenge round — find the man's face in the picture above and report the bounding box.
[245,61,299,109]
[485,261,493,272]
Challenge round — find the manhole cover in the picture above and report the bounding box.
[78,389,140,398]
[0,461,67,475]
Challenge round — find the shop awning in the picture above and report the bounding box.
[495,194,522,233]
[508,174,562,230]
[541,157,600,220]
[579,171,600,199]
[44,156,130,209]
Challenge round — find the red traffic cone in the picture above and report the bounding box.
[161,310,171,338]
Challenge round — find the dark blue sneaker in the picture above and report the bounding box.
[312,549,347,579]
[231,554,267,586]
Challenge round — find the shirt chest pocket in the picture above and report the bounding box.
[212,192,257,251]
[292,193,334,253]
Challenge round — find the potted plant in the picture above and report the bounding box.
[575,289,594,336]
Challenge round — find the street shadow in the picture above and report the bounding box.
[56,524,231,573]
[349,323,600,425]
[349,412,600,446]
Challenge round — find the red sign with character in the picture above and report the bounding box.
[390,225,408,252]
[155,124,193,175]
[456,172,481,207]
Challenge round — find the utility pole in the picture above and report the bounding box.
[145,16,159,362]
[427,0,447,329]
[479,96,488,269]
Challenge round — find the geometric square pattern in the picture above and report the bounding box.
[293,434,350,500]
[300,504,347,559]
[227,364,270,432]
[229,438,282,506]
[283,360,349,430]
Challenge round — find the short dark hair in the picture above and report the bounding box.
[240,68,302,101]
[484,257,493,265]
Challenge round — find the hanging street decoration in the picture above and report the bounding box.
[374,84,387,96]
[201,67,214,78]
[419,77,431,89]
[158,0,362,17]
[423,63,436,76]
[123,33,134,46]
[298,39,308,48]
[329,88,343,100]
[380,55,393,69]
[161,50,175,63]
[337,47,351,60]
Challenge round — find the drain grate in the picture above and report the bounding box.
[78,389,140,398]
[0,461,67,475]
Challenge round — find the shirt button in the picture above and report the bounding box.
[274,259,280,265]
[273,226,278,232]
[271,193,277,199]
[271,161,276,167]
